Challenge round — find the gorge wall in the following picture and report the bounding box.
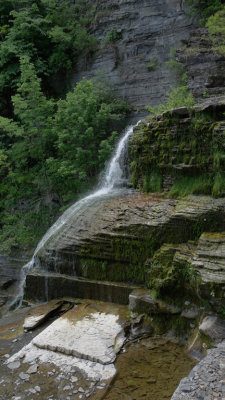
[71,0,197,114]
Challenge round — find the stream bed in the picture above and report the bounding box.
[105,338,196,400]
[0,300,196,400]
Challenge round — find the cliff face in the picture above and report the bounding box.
[71,0,196,113]
[177,28,225,99]
[27,99,225,307]
[129,99,225,195]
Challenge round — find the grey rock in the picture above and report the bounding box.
[71,376,78,383]
[19,373,29,381]
[27,364,38,374]
[199,316,225,342]
[63,385,72,391]
[191,232,225,284]
[177,28,225,99]
[181,307,198,320]
[71,0,197,113]
[28,389,37,394]
[7,361,20,370]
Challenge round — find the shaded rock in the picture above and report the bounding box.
[199,316,225,342]
[1,279,16,290]
[181,306,198,320]
[25,273,138,304]
[23,299,64,331]
[129,289,181,315]
[177,27,225,99]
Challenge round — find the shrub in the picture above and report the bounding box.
[146,85,195,116]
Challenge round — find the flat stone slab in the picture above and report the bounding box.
[5,301,128,382]
[33,303,127,365]
[23,299,64,330]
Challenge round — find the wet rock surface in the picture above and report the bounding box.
[23,299,66,331]
[0,300,197,400]
[35,192,225,283]
[24,272,138,304]
[0,254,29,316]
[129,288,181,315]
[172,341,225,400]
[32,303,126,365]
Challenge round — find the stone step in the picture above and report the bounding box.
[24,270,140,305]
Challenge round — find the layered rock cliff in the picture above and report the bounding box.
[27,100,225,307]
[177,27,225,99]
[71,0,197,113]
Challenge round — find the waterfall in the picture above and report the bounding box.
[8,121,141,310]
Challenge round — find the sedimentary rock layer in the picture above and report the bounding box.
[72,0,196,111]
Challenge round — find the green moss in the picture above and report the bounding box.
[129,107,225,197]
[147,255,200,297]
[79,257,145,284]
[111,235,158,264]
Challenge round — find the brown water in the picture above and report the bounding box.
[104,338,196,400]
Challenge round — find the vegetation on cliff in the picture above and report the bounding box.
[129,105,225,198]
[186,0,225,23]
[0,56,128,254]
[187,0,225,55]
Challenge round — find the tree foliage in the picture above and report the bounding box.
[186,0,225,23]
[0,57,128,253]
[206,6,225,55]
[146,85,195,116]
[0,0,97,115]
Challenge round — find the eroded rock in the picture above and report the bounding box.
[23,299,65,331]
[199,316,225,342]
[191,232,225,284]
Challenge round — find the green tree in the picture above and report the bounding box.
[206,6,225,54]
[0,0,97,115]
[0,57,128,253]
[186,0,224,23]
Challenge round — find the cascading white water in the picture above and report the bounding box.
[8,121,141,310]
